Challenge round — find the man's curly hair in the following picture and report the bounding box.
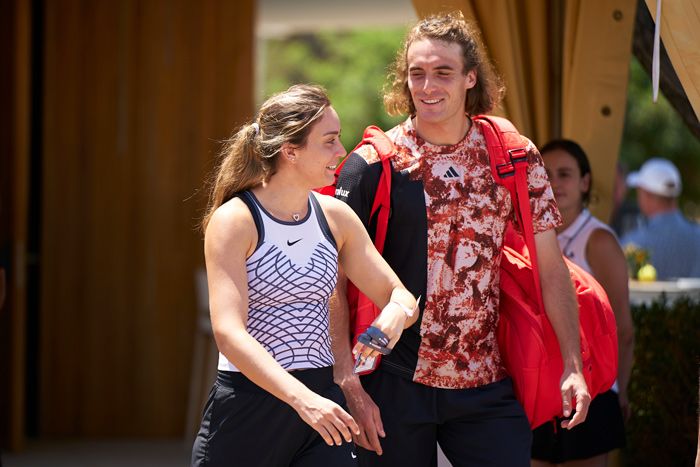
[384,11,505,117]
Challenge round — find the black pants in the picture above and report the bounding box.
[191,367,357,467]
[358,366,531,467]
[531,389,626,462]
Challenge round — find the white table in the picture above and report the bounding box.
[628,278,700,306]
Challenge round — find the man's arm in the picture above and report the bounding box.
[534,228,591,429]
[330,270,386,455]
[587,229,634,420]
[329,149,387,454]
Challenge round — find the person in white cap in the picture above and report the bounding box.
[621,158,700,279]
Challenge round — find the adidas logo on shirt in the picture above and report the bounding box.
[443,166,460,179]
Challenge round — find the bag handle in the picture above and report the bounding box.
[474,115,545,313]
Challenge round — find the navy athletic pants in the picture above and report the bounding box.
[357,366,531,467]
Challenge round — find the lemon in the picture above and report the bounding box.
[637,264,657,282]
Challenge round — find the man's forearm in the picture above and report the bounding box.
[329,276,361,389]
[540,258,583,371]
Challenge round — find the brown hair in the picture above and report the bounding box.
[201,84,331,231]
[384,11,505,117]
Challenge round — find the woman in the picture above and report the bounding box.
[532,140,635,467]
[191,84,418,467]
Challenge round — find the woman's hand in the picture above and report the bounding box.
[352,302,408,362]
[293,391,360,446]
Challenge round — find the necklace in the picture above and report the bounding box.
[251,190,306,222]
[276,205,304,222]
[562,211,593,259]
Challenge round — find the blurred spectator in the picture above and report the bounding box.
[609,162,641,238]
[621,158,700,279]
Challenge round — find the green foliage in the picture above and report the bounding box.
[261,32,700,216]
[262,28,407,151]
[620,59,700,217]
[624,296,700,466]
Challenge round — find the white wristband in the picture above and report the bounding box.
[391,296,420,319]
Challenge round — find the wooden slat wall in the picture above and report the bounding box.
[40,0,254,436]
[0,0,31,451]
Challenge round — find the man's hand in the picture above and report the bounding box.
[340,377,385,455]
[559,369,591,429]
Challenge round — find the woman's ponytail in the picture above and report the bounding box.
[201,122,266,231]
[200,84,331,233]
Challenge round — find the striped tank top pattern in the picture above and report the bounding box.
[218,191,339,371]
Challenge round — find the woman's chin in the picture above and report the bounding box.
[320,171,335,187]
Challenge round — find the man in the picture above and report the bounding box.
[622,157,700,279]
[610,162,642,238]
[330,12,590,466]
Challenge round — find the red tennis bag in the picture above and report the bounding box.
[476,115,618,428]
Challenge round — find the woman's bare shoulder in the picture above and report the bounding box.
[588,227,622,253]
[311,191,364,251]
[312,191,360,225]
[205,197,257,256]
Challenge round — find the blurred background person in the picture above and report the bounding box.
[621,158,700,279]
[609,162,641,239]
[533,139,635,467]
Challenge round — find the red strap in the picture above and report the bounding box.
[351,126,394,254]
[513,161,545,313]
[372,158,391,252]
[474,115,545,313]
[353,126,395,317]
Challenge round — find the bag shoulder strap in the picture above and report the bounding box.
[349,126,396,322]
[473,115,545,311]
[351,125,395,254]
[352,125,395,162]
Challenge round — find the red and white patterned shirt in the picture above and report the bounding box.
[344,116,561,389]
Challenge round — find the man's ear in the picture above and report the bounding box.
[465,69,477,90]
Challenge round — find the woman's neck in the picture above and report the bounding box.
[252,173,309,221]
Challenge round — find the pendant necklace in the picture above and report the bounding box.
[562,211,593,259]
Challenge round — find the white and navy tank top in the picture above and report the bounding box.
[218,191,338,372]
[557,209,617,274]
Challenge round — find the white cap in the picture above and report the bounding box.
[626,158,682,197]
